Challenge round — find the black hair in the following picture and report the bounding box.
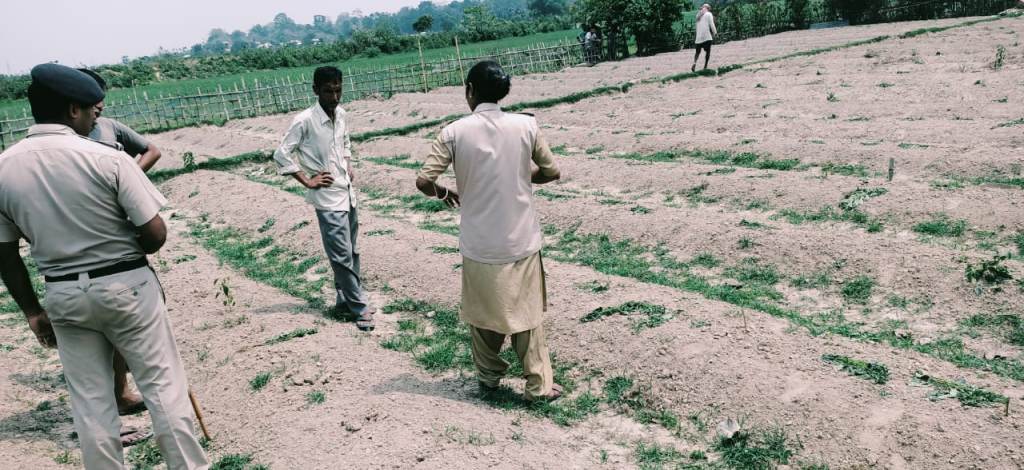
[313,66,343,89]
[77,68,107,91]
[27,82,74,123]
[466,60,511,103]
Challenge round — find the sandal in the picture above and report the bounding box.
[355,307,376,332]
[120,426,153,448]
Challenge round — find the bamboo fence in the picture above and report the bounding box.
[0,39,585,150]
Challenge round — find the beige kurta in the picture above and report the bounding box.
[461,252,547,334]
[418,103,560,335]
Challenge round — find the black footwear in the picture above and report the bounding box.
[478,381,499,395]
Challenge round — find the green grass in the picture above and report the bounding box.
[961,313,1024,346]
[913,215,966,237]
[188,221,330,311]
[149,151,271,183]
[576,280,610,293]
[210,453,265,470]
[365,229,395,237]
[431,246,460,254]
[915,372,1009,407]
[820,162,869,177]
[580,301,674,333]
[822,354,889,384]
[306,390,326,405]
[715,427,800,470]
[724,258,780,286]
[264,327,318,345]
[419,221,459,236]
[249,372,272,391]
[365,154,422,170]
[615,148,801,171]
[126,439,164,469]
[634,442,686,469]
[535,189,575,201]
[841,276,875,304]
[996,117,1024,128]
[690,252,720,268]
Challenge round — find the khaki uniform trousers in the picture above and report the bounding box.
[470,324,553,400]
[45,266,208,470]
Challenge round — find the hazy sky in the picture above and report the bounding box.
[0,0,424,74]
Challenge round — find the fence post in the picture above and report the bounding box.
[0,119,6,151]
[455,36,466,86]
[417,36,429,93]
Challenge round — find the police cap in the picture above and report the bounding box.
[30,63,105,104]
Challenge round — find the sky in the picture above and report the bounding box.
[0,0,426,75]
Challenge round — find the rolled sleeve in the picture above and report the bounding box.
[418,134,454,182]
[0,212,21,243]
[532,131,560,177]
[112,120,150,157]
[273,117,304,175]
[115,156,167,226]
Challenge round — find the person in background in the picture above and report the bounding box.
[0,63,208,470]
[693,3,718,72]
[78,69,162,172]
[415,61,563,402]
[273,66,376,331]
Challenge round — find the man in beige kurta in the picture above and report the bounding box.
[416,100,562,400]
[0,64,208,469]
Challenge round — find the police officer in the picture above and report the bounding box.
[0,64,208,469]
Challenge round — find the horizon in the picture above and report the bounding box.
[0,0,427,75]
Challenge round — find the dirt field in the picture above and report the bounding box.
[3,13,1024,470]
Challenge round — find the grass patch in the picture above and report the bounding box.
[265,327,318,345]
[615,149,801,172]
[149,151,271,183]
[535,189,575,201]
[126,439,164,469]
[365,229,395,237]
[188,221,330,311]
[822,354,889,384]
[431,246,460,254]
[965,255,1013,285]
[306,390,326,405]
[580,301,674,333]
[365,154,422,169]
[961,313,1024,347]
[715,427,800,470]
[996,118,1024,128]
[249,372,272,391]
[841,276,874,304]
[634,442,686,469]
[913,215,966,237]
[915,372,1009,407]
[419,221,459,236]
[211,453,266,470]
[820,162,869,177]
[724,258,780,286]
[690,252,720,268]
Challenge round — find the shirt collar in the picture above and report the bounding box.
[26,124,77,137]
[474,103,502,113]
[312,103,344,125]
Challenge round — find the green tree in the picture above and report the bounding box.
[625,0,685,55]
[528,0,567,16]
[787,0,810,28]
[413,14,434,33]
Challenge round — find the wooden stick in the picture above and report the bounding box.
[887,158,895,182]
[188,388,211,441]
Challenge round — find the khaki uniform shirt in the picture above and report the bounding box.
[273,103,356,211]
[418,103,559,265]
[0,124,167,277]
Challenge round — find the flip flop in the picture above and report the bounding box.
[118,399,147,416]
[355,308,376,331]
[120,425,153,448]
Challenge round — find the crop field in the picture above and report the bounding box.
[2,13,1024,469]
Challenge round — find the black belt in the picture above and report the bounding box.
[45,258,149,283]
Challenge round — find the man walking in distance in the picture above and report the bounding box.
[274,66,375,330]
[0,64,209,469]
[692,3,718,72]
[80,68,161,444]
[415,61,563,401]
[79,69,163,171]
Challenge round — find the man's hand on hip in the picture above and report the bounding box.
[307,172,335,189]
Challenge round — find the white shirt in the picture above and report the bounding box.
[696,12,717,44]
[273,103,356,211]
[418,103,560,264]
[0,124,167,276]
